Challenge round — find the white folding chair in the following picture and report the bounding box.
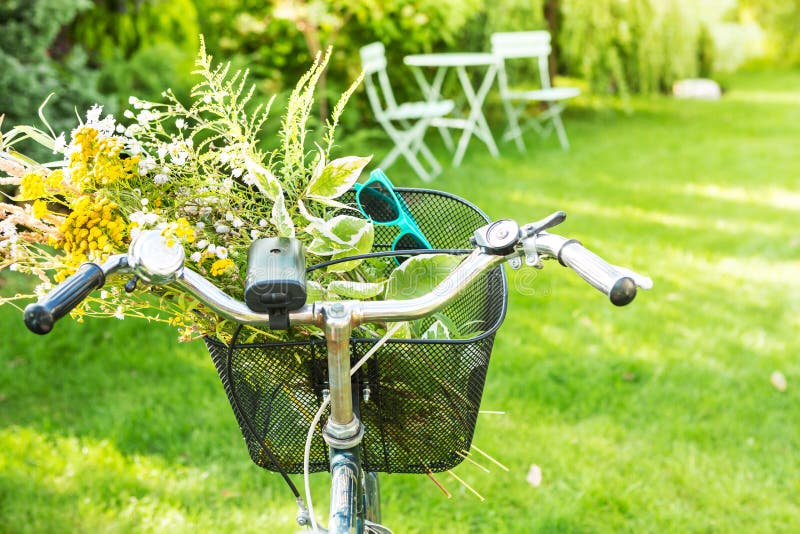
[359,42,455,181]
[491,31,580,151]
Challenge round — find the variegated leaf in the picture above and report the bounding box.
[270,192,295,237]
[306,215,372,248]
[307,155,371,200]
[308,196,359,212]
[245,157,281,201]
[420,319,451,340]
[306,280,325,303]
[327,280,385,299]
[385,254,464,300]
[297,199,324,225]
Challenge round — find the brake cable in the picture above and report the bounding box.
[305,248,472,273]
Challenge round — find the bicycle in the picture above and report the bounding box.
[23,186,651,533]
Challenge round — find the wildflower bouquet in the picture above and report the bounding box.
[0,40,406,342]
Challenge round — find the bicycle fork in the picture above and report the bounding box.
[329,450,360,532]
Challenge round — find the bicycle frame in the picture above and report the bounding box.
[23,213,652,534]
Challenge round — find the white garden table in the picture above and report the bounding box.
[403,52,501,166]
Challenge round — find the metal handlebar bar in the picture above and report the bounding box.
[534,232,653,306]
[23,213,652,335]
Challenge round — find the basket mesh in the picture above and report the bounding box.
[204,188,507,474]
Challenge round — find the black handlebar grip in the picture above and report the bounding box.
[557,240,637,306]
[608,277,637,306]
[24,263,106,334]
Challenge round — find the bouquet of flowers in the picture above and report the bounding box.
[0,39,443,342]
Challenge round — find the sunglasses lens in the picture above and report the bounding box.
[358,182,400,223]
[393,233,429,265]
[395,233,427,250]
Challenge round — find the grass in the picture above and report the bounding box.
[2,68,800,533]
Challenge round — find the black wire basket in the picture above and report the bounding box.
[204,188,507,474]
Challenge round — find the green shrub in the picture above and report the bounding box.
[185,0,485,136]
[739,0,800,65]
[559,0,707,96]
[69,0,200,107]
[458,0,546,52]
[696,23,716,78]
[0,0,108,154]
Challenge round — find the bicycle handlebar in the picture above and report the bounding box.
[23,213,652,334]
[24,263,106,334]
[559,240,637,306]
[534,233,651,306]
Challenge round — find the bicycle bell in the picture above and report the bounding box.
[472,219,521,255]
[127,229,186,284]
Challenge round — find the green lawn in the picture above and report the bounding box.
[2,68,800,533]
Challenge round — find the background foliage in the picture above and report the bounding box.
[0,0,108,158]
[559,0,710,96]
[1,0,777,137]
[70,0,200,107]
[739,0,800,65]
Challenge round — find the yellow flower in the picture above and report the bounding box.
[173,217,195,243]
[56,194,127,276]
[45,169,65,192]
[72,126,99,161]
[210,258,235,277]
[161,217,196,247]
[68,126,140,190]
[19,172,45,200]
[32,199,48,219]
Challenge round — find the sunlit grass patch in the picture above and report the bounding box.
[0,426,298,533]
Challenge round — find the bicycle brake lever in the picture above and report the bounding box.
[521,210,567,237]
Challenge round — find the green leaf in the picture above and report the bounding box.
[270,192,295,238]
[420,319,451,340]
[245,157,281,201]
[329,215,373,247]
[306,281,325,303]
[297,199,323,225]
[308,196,359,212]
[327,280,385,299]
[388,321,412,339]
[306,215,374,266]
[6,125,55,151]
[326,250,365,273]
[306,215,373,249]
[327,221,374,272]
[307,236,338,256]
[430,312,460,336]
[385,254,464,300]
[307,155,371,200]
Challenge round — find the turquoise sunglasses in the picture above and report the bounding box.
[353,169,432,263]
